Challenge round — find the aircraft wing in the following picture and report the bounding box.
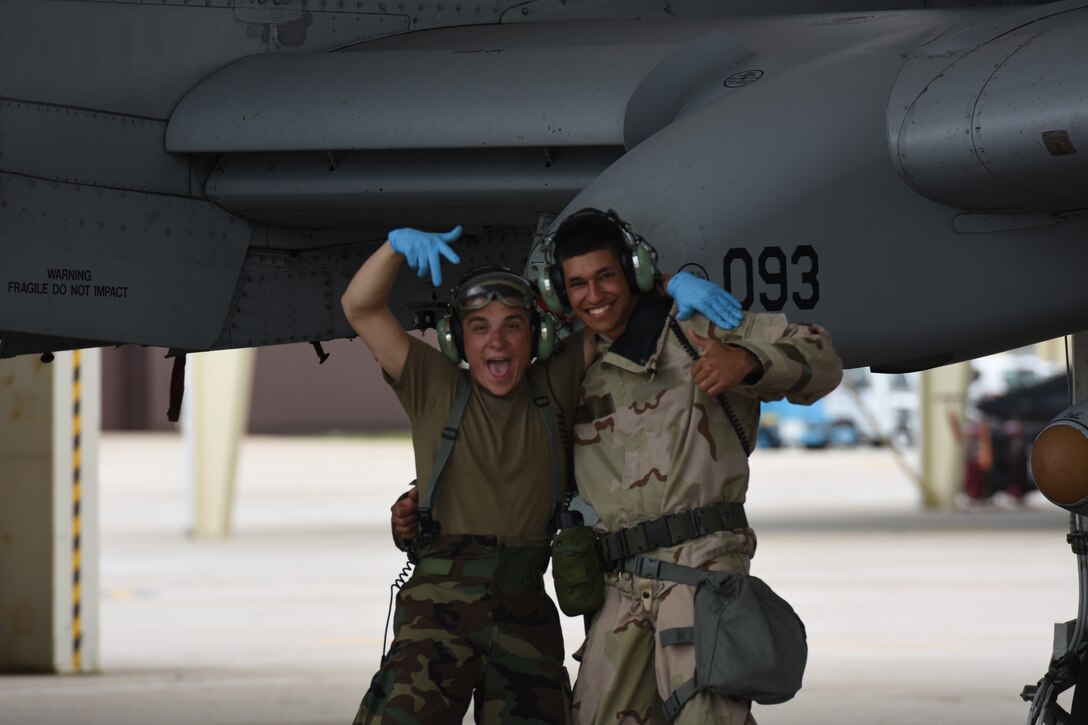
[2,0,1087,370]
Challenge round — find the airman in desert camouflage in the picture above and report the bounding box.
[545,209,842,724]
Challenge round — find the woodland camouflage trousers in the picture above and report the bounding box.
[353,534,572,725]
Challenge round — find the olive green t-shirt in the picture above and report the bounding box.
[388,331,584,541]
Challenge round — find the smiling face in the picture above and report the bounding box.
[460,300,533,396]
[560,247,639,340]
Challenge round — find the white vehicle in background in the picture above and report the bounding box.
[819,369,920,448]
[799,345,1065,450]
[968,349,1066,408]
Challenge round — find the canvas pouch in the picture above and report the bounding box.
[550,526,604,616]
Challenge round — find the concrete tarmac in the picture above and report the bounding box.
[0,432,1077,725]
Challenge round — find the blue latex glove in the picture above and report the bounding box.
[668,272,743,330]
[388,226,462,287]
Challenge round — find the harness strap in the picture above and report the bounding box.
[616,556,742,723]
[598,502,747,564]
[612,555,735,587]
[417,373,472,540]
[662,679,701,722]
[528,377,563,525]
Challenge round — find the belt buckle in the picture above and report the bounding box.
[642,517,672,551]
[689,506,708,537]
[620,525,648,558]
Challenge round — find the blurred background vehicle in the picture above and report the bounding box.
[758,398,860,449]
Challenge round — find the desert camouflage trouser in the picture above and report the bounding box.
[572,550,758,725]
[354,535,572,725]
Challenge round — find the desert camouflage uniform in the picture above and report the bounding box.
[570,298,842,724]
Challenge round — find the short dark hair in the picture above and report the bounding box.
[551,209,627,265]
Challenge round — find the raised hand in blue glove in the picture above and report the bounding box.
[668,271,743,330]
[388,226,462,287]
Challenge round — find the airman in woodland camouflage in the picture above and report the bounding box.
[342,228,587,724]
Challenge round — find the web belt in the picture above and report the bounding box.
[598,501,747,564]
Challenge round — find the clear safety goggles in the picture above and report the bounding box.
[454,271,534,311]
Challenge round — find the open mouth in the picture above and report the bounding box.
[485,358,512,379]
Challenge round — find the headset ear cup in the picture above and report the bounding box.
[436,315,462,365]
[536,313,556,362]
[537,265,568,315]
[631,242,657,293]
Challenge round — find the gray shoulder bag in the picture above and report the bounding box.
[617,556,807,720]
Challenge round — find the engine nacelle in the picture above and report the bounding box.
[888,9,1088,213]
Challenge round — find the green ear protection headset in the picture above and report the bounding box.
[436,265,556,366]
[536,208,659,316]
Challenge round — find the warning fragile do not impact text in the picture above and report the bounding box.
[7,268,129,299]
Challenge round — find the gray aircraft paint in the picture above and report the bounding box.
[2,0,1085,372]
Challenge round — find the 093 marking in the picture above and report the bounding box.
[722,245,819,311]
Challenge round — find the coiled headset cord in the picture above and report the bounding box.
[668,318,752,457]
[382,559,414,661]
[544,365,575,485]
